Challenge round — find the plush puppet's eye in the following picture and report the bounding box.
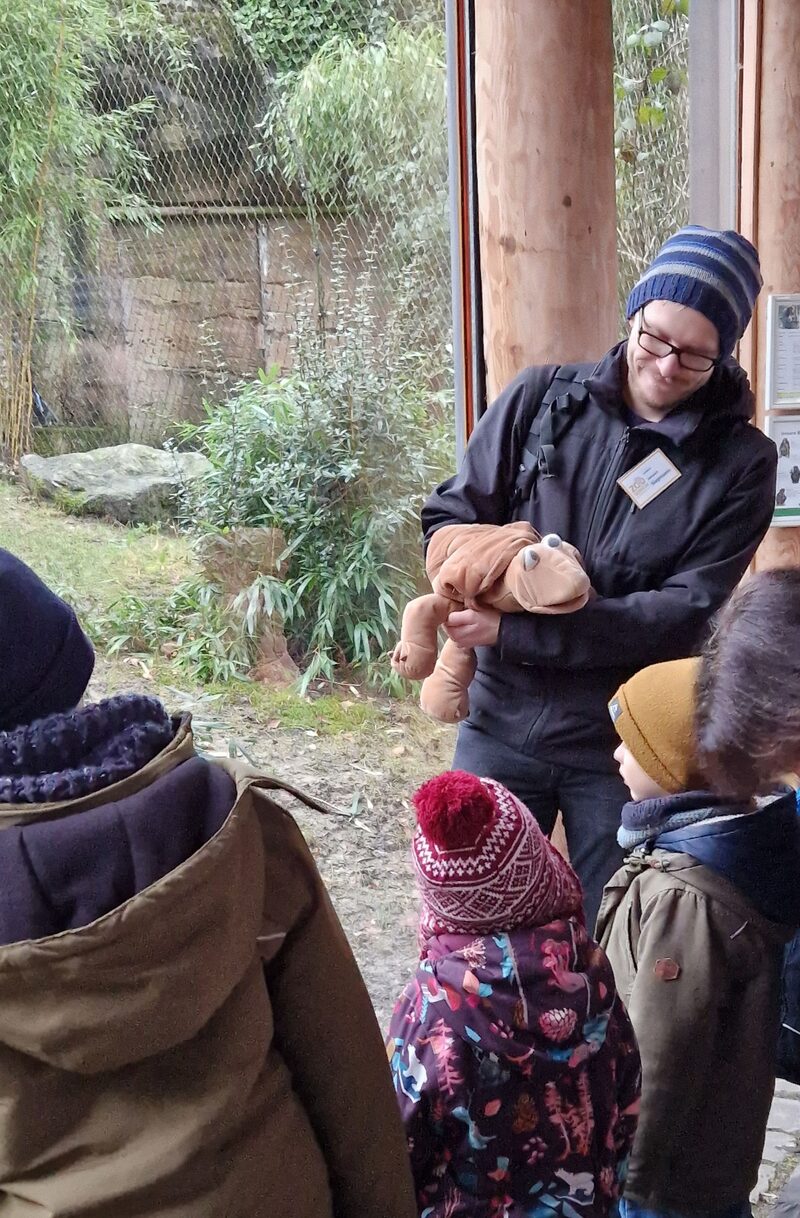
[522,547,540,570]
[541,533,563,549]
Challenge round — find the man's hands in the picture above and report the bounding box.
[444,607,501,648]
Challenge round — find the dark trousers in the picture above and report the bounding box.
[453,721,627,929]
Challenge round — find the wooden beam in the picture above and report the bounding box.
[740,0,800,568]
[690,0,738,228]
[737,0,763,414]
[474,0,618,400]
[446,0,484,448]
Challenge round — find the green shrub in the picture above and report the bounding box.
[256,21,451,391]
[96,579,257,685]
[0,0,183,457]
[177,275,451,689]
[261,22,446,214]
[232,0,383,75]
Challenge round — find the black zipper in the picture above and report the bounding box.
[583,427,631,563]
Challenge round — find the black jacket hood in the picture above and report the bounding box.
[658,791,800,926]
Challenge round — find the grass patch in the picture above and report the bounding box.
[0,482,384,737]
[96,656,383,737]
[51,487,91,517]
[0,481,192,619]
[214,679,382,734]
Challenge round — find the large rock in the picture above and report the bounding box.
[20,444,212,525]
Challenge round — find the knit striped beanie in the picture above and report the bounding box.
[625,225,762,357]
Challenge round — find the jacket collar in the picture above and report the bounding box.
[618,788,738,850]
[599,825,799,943]
[657,791,800,926]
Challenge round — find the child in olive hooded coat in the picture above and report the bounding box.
[0,547,416,1218]
[599,656,800,1218]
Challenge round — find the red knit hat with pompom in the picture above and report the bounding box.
[412,771,583,937]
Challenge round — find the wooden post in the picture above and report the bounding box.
[739,0,800,569]
[474,0,618,400]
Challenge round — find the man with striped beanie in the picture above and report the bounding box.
[422,224,778,927]
[623,225,762,418]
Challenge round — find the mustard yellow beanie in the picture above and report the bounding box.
[609,657,703,795]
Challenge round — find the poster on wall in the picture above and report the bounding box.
[769,415,800,526]
[765,294,800,409]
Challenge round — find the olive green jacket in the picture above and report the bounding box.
[597,849,791,1212]
[0,724,416,1218]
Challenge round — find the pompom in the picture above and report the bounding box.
[413,770,498,849]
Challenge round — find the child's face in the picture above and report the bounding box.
[614,743,668,802]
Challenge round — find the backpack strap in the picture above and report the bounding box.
[513,362,593,503]
[247,771,341,817]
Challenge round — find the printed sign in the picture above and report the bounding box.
[766,294,800,409]
[770,415,800,526]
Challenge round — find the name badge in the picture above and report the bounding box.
[617,448,681,509]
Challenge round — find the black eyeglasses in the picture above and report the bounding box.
[636,309,721,373]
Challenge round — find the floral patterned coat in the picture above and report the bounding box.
[386,918,640,1217]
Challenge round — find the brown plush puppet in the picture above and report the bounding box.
[391,522,590,723]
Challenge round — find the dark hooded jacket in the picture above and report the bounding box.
[596,791,800,1211]
[0,699,416,1218]
[422,343,777,770]
[386,920,641,1217]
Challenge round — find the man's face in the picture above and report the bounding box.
[625,299,720,420]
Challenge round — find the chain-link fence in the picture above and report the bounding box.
[0,0,452,461]
[0,0,689,459]
[613,0,690,316]
[0,0,455,685]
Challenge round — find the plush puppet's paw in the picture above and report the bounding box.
[390,639,437,680]
[419,680,469,724]
[419,642,476,723]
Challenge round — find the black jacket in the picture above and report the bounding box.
[423,342,777,770]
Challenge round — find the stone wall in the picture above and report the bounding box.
[34,214,370,445]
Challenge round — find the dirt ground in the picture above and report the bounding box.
[88,652,457,1026]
